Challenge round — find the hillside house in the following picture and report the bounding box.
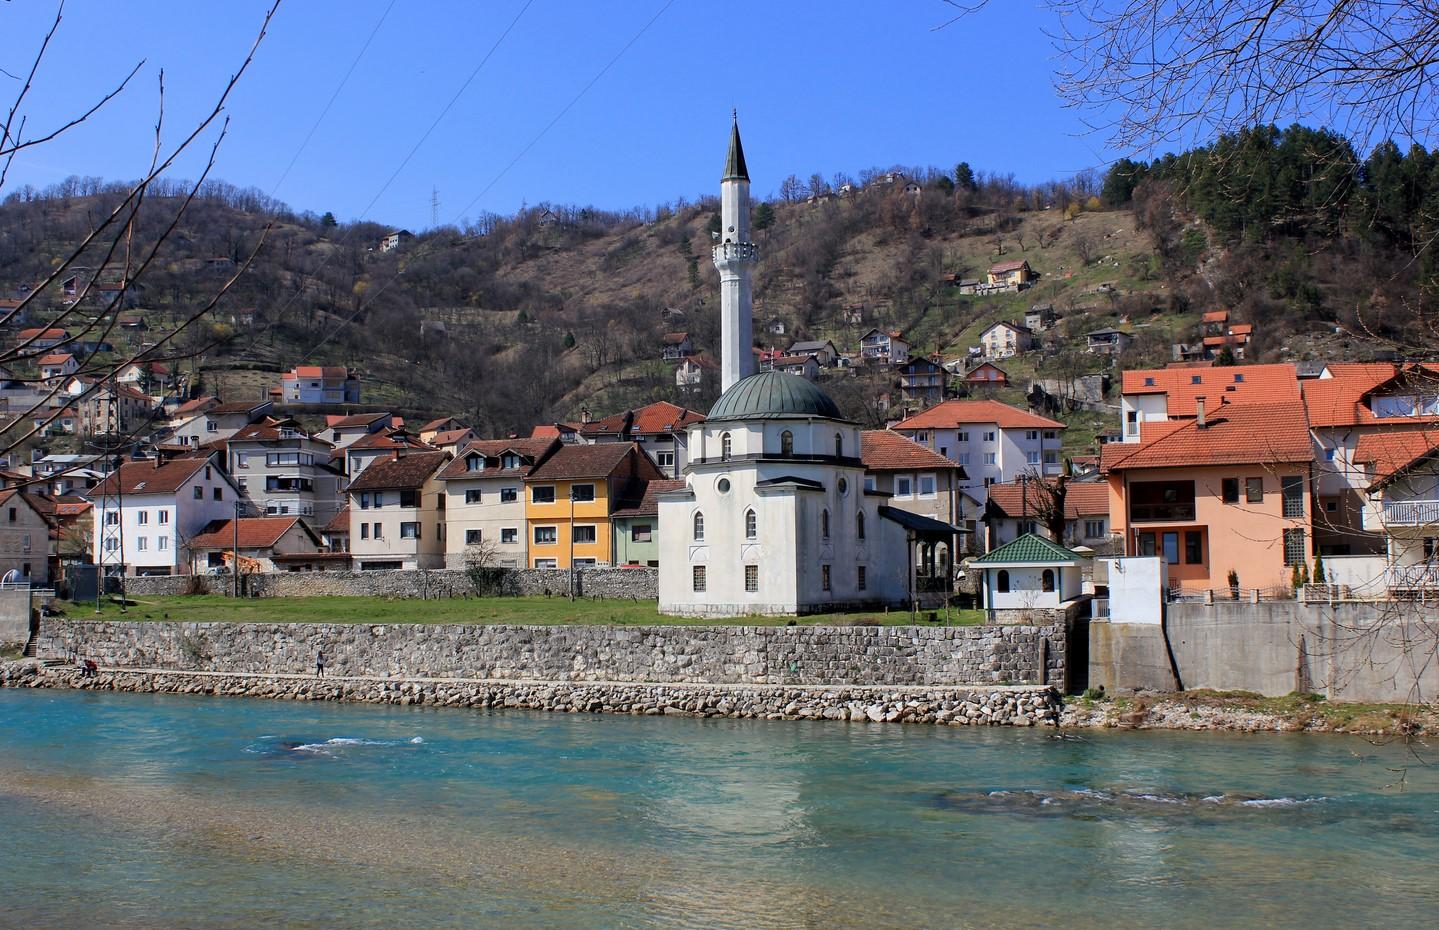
[117,361,171,393]
[786,339,839,367]
[417,417,466,444]
[76,382,154,437]
[438,437,559,569]
[1024,305,1058,332]
[859,329,909,366]
[676,354,719,389]
[325,411,396,450]
[661,332,694,361]
[379,230,413,252]
[279,365,361,405]
[987,259,1034,289]
[978,321,1035,360]
[962,362,1009,388]
[38,353,78,383]
[346,450,451,571]
[1101,398,1314,592]
[893,399,1066,505]
[345,428,436,478]
[577,401,705,477]
[1352,430,1439,593]
[1204,323,1253,359]
[15,328,70,350]
[1085,327,1133,355]
[185,516,325,573]
[897,355,946,406]
[169,399,273,449]
[771,354,820,381]
[523,443,663,569]
[87,453,242,576]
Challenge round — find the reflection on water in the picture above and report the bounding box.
[2,689,1439,930]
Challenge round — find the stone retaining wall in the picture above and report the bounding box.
[117,567,658,600]
[0,661,1060,727]
[38,618,1069,688]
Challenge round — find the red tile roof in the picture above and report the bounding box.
[1101,401,1312,471]
[989,259,1030,273]
[323,505,351,534]
[89,456,220,496]
[893,399,1065,431]
[611,479,685,518]
[1353,430,1439,489]
[187,516,316,551]
[17,327,68,340]
[861,430,963,471]
[326,412,390,428]
[1201,310,1230,323]
[419,417,463,433]
[437,437,557,480]
[661,332,691,344]
[1121,363,1299,416]
[578,402,705,438]
[172,396,218,417]
[346,429,435,452]
[289,365,350,379]
[527,443,649,481]
[430,428,473,446]
[345,450,450,491]
[986,479,1109,519]
[53,499,94,518]
[38,353,74,366]
[1301,362,1439,428]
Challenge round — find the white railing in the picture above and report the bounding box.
[1390,564,1439,588]
[1383,499,1439,525]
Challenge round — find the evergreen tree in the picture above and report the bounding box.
[954,161,978,192]
[752,202,776,230]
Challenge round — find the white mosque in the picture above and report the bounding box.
[657,118,948,617]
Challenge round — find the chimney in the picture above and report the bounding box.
[581,407,591,424]
[1196,396,1207,429]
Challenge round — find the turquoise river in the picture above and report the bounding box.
[1,689,1437,929]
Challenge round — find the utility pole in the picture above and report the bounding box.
[568,486,576,600]
[431,187,440,228]
[233,499,241,598]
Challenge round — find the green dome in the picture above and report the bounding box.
[707,370,847,422]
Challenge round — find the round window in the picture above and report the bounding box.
[717,478,731,494]
[837,477,849,495]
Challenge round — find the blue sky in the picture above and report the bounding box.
[3,1,1112,230]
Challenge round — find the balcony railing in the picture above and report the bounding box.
[1128,503,1196,523]
[1383,499,1439,526]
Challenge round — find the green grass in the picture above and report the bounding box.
[71,594,985,628]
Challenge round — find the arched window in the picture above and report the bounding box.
[1041,569,1055,593]
[745,509,757,539]
[857,511,865,540]
[997,570,1010,593]
[693,512,705,542]
[721,432,732,461]
[821,508,830,539]
[835,432,843,457]
[779,430,793,456]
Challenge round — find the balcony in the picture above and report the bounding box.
[712,241,759,266]
[1383,499,1439,526]
[1128,503,1196,523]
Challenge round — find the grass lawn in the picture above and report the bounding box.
[72,594,985,628]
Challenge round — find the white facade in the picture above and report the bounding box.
[91,461,240,575]
[714,120,756,393]
[896,424,1063,503]
[1095,556,1166,624]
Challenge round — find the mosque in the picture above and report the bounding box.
[657,118,951,616]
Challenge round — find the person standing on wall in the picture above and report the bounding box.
[315,649,326,678]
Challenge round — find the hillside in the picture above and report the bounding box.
[1,128,1426,451]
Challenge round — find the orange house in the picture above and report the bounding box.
[523,443,663,569]
[1102,398,1315,591]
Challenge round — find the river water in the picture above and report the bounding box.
[1,689,1436,929]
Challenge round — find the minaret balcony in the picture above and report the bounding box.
[712,241,759,267]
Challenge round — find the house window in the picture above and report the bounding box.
[159,511,169,525]
[1325,499,1338,513]
[958,431,970,442]
[501,528,518,544]
[206,421,216,432]
[573,558,597,568]
[939,447,948,458]
[857,565,867,591]
[501,487,518,503]
[915,431,930,444]
[1043,431,1057,440]
[136,537,147,551]
[1221,478,1239,504]
[1246,477,1264,504]
[137,510,148,525]
[1129,481,1196,522]
[656,451,675,470]
[895,476,912,497]
[571,484,596,502]
[237,452,249,469]
[1026,430,1039,441]
[996,569,1010,593]
[535,558,558,569]
[821,564,831,591]
[1026,451,1040,465]
[361,524,369,540]
[465,489,482,504]
[721,433,732,461]
[745,564,758,592]
[1043,451,1058,465]
[532,486,556,504]
[465,530,481,545]
[835,433,843,457]
[573,525,597,544]
[821,509,830,539]
[466,455,484,472]
[918,475,936,497]
[984,431,996,442]
[983,453,997,465]
[104,538,118,553]
[1281,475,1304,518]
[857,511,866,539]
[372,523,383,539]
[1041,569,1055,592]
[1162,531,1180,564]
[1324,447,1336,461]
[238,478,248,492]
[1284,528,1307,565]
[359,492,371,510]
[213,487,223,501]
[632,524,652,542]
[745,509,757,539]
[958,453,971,465]
[158,537,167,551]
[692,565,707,592]
[398,490,418,508]
[1185,530,1204,564]
[1126,410,1139,436]
[534,526,557,545]
[194,487,203,499]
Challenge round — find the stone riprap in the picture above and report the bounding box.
[38,619,1067,688]
[0,661,1061,727]
[117,567,657,600]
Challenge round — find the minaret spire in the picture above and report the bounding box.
[714,113,757,392]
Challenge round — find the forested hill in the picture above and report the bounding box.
[0,123,1431,439]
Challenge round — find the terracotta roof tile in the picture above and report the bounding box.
[344,450,450,492]
[986,479,1108,519]
[1201,310,1230,323]
[187,516,316,551]
[893,399,1065,431]
[346,430,435,452]
[527,443,644,481]
[323,505,351,534]
[860,430,964,471]
[611,479,685,518]
[437,437,557,480]
[326,412,390,428]
[1101,401,1312,471]
[1353,429,1439,489]
[1122,363,1299,416]
[89,457,219,496]
[1301,362,1439,428]
[37,353,74,366]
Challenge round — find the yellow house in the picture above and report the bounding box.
[987,259,1033,287]
[523,443,663,568]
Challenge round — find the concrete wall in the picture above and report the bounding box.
[38,618,1069,688]
[0,589,33,646]
[1099,556,1166,624]
[116,567,659,600]
[1090,601,1439,702]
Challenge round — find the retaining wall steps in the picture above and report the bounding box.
[0,661,1061,727]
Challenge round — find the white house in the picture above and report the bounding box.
[978,321,1035,360]
[892,399,1066,505]
[87,453,242,575]
[345,450,450,570]
[436,437,557,569]
[973,533,1087,620]
[859,329,909,365]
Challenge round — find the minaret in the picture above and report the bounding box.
[714,113,757,393]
